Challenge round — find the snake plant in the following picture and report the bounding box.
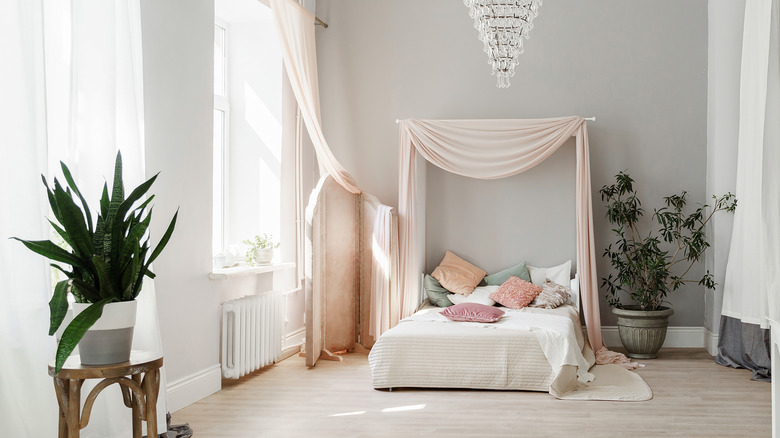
[13,152,177,373]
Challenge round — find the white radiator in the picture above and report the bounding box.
[221,291,284,379]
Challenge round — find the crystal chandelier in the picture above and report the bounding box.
[463,0,543,88]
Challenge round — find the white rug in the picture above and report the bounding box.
[553,364,653,401]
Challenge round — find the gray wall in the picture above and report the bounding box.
[316,0,708,327]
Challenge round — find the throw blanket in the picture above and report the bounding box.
[404,305,595,384]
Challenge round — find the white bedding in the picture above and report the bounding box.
[368,303,595,394]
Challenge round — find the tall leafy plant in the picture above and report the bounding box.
[599,171,736,311]
[13,152,178,372]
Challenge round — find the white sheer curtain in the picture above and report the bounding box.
[0,0,59,435]
[1,0,167,435]
[269,0,361,195]
[45,1,167,435]
[721,0,780,326]
[717,0,779,380]
[369,205,400,338]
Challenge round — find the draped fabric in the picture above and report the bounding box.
[0,0,58,434]
[1,0,167,435]
[717,0,779,380]
[369,205,400,338]
[398,116,604,351]
[269,0,361,195]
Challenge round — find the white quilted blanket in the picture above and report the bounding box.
[368,304,595,393]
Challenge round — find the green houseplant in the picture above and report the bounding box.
[243,233,279,265]
[13,152,177,373]
[599,171,736,358]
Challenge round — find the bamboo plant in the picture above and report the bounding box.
[599,171,736,311]
[13,152,177,373]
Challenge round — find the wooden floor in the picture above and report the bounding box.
[172,349,770,437]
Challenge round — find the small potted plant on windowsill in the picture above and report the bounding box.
[599,171,736,359]
[13,152,177,373]
[244,233,279,265]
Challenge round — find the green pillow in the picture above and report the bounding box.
[484,262,531,285]
[424,274,453,307]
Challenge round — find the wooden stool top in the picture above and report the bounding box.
[48,350,163,380]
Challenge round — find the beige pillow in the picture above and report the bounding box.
[431,251,486,296]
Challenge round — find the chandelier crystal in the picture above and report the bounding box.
[463,0,543,88]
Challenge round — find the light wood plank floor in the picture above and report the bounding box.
[172,349,770,437]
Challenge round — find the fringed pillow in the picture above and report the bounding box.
[531,278,571,309]
[488,276,542,310]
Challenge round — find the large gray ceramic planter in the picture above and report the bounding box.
[612,306,674,359]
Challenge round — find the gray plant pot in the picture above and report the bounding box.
[73,300,137,365]
[612,306,674,359]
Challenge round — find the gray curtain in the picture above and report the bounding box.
[715,315,771,381]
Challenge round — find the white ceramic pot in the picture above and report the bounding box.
[254,247,274,265]
[72,300,137,365]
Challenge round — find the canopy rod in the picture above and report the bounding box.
[315,16,329,28]
[395,116,596,124]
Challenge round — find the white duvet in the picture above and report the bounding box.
[368,304,595,395]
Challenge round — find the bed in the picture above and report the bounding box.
[367,278,595,397]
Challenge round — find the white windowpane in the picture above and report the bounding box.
[214,24,226,96]
[213,108,226,255]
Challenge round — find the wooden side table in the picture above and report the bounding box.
[48,350,163,438]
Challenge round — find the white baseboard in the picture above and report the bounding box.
[601,326,709,349]
[283,327,305,350]
[705,328,719,356]
[167,364,222,413]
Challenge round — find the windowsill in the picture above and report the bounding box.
[209,262,295,280]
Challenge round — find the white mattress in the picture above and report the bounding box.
[368,303,594,394]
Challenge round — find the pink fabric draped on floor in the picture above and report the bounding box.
[398,116,632,366]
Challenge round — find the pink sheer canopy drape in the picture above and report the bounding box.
[270,0,361,195]
[398,116,604,351]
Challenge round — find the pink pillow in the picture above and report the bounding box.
[489,276,543,309]
[440,303,505,323]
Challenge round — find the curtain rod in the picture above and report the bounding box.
[315,16,328,28]
[394,116,596,124]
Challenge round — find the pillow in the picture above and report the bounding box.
[440,303,505,323]
[448,285,499,306]
[530,279,571,309]
[431,250,487,296]
[527,260,571,286]
[424,274,453,307]
[489,276,543,310]
[484,262,531,285]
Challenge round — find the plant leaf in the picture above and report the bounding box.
[48,280,71,335]
[60,161,94,234]
[53,297,115,374]
[115,173,158,225]
[145,209,178,267]
[53,181,94,257]
[11,238,86,269]
[92,255,118,300]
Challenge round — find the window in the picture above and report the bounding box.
[213,22,229,258]
[213,3,294,273]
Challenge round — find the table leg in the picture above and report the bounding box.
[143,369,159,438]
[67,379,82,438]
[53,378,69,438]
[131,374,143,438]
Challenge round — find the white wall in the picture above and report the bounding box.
[140,0,222,412]
[316,0,710,327]
[705,0,745,341]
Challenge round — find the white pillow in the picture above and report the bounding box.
[527,260,572,287]
[448,285,499,306]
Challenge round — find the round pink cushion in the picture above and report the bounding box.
[440,302,505,323]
